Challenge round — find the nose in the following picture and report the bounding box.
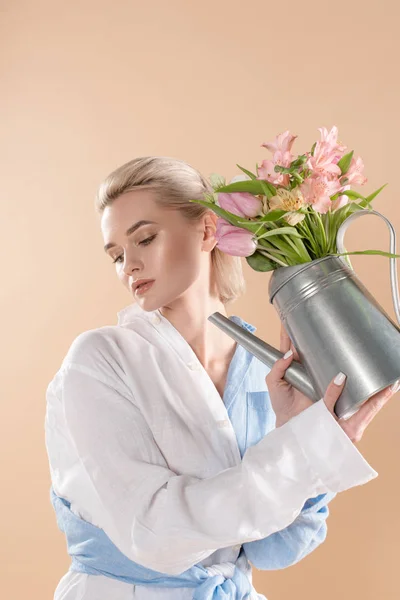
[122,253,142,277]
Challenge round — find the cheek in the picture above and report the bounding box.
[163,234,193,266]
[120,272,130,290]
[145,231,202,284]
[166,239,202,282]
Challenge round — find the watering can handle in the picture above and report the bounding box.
[336,209,400,326]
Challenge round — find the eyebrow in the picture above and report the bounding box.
[104,220,158,252]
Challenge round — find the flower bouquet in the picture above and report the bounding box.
[191,126,399,271]
[190,126,400,420]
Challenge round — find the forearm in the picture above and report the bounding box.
[242,492,336,570]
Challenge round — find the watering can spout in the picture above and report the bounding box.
[208,312,320,402]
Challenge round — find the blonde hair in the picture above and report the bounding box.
[95,156,246,305]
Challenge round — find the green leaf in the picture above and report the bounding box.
[359,183,388,208]
[214,180,264,195]
[346,202,367,213]
[203,191,217,204]
[257,226,304,240]
[246,251,277,272]
[215,179,277,198]
[189,199,260,233]
[259,180,277,198]
[238,209,286,223]
[288,233,313,262]
[290,154,308,168]
[332,189,365,202]
[189,199,239,227]
[236,164,257,180]
[258,234,300,262]
[311,142,317,156]
[337,150,354,175]
[291,171,304,184]
[333,249,400,259]
[274,165,292,174]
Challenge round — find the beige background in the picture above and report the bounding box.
[2,1,400,598]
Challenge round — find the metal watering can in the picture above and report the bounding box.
[209,209,400,419]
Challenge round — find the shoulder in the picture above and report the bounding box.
[63,312,156,363]
[61,325,124,366]
[48,324,144,397]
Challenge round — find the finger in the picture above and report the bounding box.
[341,384,394,434]
[266,348,295,389]
[280,322,301,361]
[279,323,291,354]
[290,342,300,362]
[323,372,347,418]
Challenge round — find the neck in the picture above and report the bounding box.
[159,292,236,370]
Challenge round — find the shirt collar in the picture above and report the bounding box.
[116,302,256,334]
[117,302,259,415]
[117,301,152,326]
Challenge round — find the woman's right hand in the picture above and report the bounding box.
[322,371,398,443]
[266,325,399,443]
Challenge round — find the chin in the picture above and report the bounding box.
[134,280,193,313]
[133,293,161,312]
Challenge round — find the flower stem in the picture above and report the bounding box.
[256,247,288,267]
[314,211,327,253]
[297,219,318,255]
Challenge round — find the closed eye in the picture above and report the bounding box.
[112,234,157,264]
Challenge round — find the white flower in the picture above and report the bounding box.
[229,174,251,184]
[269,188,306,225]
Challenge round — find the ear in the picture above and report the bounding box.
[201,211,218,252]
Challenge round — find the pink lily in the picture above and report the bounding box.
[317,126,347,154]
[300,176,342,214]
[257,155,291,186]
[261,130,298,154]
[307,142,342,177]
[257,160,287,186]
[331,184,351,211]
[343,156,367,186]
[307,126,347,178]
[215,218,257,257]
[258,130,297,186]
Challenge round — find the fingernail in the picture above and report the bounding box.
[283,349,293,359]
[390,380,400,393]
[334,372,347,385]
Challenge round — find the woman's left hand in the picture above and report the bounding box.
[267,323,316,428]
[274,322,398,440]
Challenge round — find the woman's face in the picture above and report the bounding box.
[101,189,217,312]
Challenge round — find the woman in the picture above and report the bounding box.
[45,156,397,600]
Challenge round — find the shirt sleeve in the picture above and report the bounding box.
[242,491,336,569]
[49,361,377,576]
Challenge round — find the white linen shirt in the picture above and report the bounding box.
[45,301,378,600]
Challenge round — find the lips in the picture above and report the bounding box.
[132,279,154,292]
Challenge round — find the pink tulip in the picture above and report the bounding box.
[300,176,342,214]
[215,218,257,257]
[217,192,263,218]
